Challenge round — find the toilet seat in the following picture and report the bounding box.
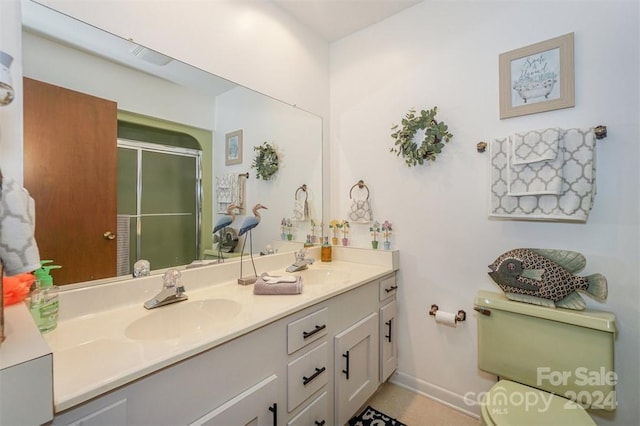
[481,380,596,426]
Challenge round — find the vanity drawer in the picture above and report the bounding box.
[379,274,397,301]
[287,391,328,426]
[287,342,328,412]
[287,307,328,354]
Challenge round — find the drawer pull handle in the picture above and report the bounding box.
[302,324,326,339]
[385,318,393,343]
[385,285,398,293]
[303,366,326,386]
[268,402,277,426]
[315,421,326,426]
[342,351,350,380]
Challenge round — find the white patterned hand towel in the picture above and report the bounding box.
[349,200,373,224]
[508,128,563,196]
[254,272,303,295]
[490,128,596,222]
[292,200,309,221]
[0,177,41,275]
[511,128,561,164]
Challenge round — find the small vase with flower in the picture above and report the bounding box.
[370,221,380,249]
[382,220,392,250]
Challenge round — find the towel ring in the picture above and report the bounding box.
[295,184,308,202]
[349,180,370,200]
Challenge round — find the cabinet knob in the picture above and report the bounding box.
[103,231,117,240]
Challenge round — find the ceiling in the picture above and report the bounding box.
[272,0,423,42]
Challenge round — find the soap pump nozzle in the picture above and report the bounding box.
[34,260,62,288]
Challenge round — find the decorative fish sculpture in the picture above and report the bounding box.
[487,248,607,310]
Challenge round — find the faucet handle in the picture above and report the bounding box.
[162,269,182,289]
[296,248,307,261]
[133,259,150,277]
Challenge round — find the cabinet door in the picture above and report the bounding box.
[190,375,279,426]
[334,312,379,426]
[287,392,328,426]
[380,299,398,382]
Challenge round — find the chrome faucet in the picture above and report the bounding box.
[143,269,188,309]
[286,248,315,272]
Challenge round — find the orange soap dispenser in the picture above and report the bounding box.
[321,236,332,262]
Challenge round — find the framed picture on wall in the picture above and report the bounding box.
[499,32,575,119]
[225,130,243,165]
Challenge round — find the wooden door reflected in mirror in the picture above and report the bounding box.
[23,77,117,285]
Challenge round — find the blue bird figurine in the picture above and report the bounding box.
[238,203,268,280]
[214,204,240,234]
[239,203,268,236]
[213,204,240,262]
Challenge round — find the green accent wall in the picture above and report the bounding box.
[117,110,213,259]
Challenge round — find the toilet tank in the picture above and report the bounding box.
[474,290,617,410]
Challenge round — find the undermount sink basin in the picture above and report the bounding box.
[298,268,350,285]
[125,299,242,341]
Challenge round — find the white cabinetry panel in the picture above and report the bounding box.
[190,374,278,426]
[380,299,398,382]
[287,391,328,426]
[334,312,379,426]
[287,307,328,354]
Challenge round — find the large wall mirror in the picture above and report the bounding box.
[21,1,323,286]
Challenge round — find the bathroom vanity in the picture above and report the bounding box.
[39,247,398,425]
[0,304,53,425]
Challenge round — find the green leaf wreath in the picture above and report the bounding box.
[390,107,453,167]
[251,142,279,180]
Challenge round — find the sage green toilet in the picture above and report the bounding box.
[474,290,616,425]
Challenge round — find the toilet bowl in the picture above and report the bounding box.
[480,380,595,425]
[474,290,616,425]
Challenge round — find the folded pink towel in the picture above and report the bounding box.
[253,272,303,295]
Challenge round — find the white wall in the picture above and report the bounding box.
[8,0,331,224]
[22,31,216,130]
[0,0,23,181]
[330,1,639,425]
[215,86,323,253]
[34,0,329,119]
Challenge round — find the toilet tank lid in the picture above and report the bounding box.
[474,290,616,333]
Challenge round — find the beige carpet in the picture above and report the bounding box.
[364,382,478,426]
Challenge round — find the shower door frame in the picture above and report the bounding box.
[117,139,202,268]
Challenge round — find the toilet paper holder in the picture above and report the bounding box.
[429,304,466,323]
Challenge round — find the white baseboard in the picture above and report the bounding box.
[389,371,481,419]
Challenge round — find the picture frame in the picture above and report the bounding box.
[499,33,574,119]
[225,130,243,165]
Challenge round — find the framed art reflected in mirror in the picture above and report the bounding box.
[225,130,243,165]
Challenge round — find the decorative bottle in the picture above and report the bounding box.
[321,236,332,262]
[304,235,314,248]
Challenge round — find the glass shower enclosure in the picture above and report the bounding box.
[117,139,202,275]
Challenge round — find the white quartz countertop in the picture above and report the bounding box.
[1,303,52,370]
[43,249,397,413]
